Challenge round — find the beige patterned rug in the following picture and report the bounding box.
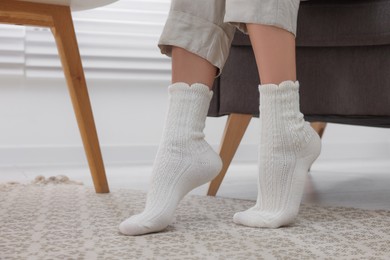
[1,176,390,260]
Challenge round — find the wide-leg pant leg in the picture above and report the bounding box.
[225,0,301,37]
[158,0,236,77]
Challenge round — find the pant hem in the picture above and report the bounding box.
[158,10,236,78]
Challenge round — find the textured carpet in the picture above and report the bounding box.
[1,176,390,260]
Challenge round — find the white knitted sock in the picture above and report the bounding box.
[233,80,321,228]
[119,82,222,236]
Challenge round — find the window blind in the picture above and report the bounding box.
[1,0,172,81]
[0,25,25,76]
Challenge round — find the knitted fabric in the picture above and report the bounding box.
[119,82,222,236]
[233,80,321,228]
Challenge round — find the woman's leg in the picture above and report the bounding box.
[232,24,321,228]
[119,49,221,237]
[119,0,235,236]
[246,24,296,85]
[172,46,217,88]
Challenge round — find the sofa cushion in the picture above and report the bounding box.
[232,0,390,47]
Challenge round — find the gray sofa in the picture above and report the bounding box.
[207,0,390,196]
[209,0,390,127]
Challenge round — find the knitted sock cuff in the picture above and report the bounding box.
[258,80,301,114]
[258,80,299,96]
[168,82,213,101]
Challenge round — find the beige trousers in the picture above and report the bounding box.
[158,0,301,77]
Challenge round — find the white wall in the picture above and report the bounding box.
[0,77,389,167]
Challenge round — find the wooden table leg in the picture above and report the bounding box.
[50,6,109,193]
[207,113,252,196]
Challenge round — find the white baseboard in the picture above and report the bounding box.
[233,141,390,162]
[0,141,389,168]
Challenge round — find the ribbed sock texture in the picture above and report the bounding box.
[119,82,222,236]
[233,80,321,228]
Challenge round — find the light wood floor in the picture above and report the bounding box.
[1,158,389,210]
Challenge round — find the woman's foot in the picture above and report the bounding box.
[119,83,222,236]
[233,80,321,228]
